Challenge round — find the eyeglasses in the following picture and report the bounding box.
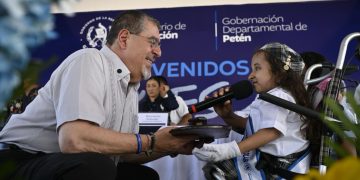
[131,33,161,49]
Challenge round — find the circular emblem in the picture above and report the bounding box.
[79,16,114,49]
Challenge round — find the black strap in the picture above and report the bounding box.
[266,165,303,180]
[256,148,309,179]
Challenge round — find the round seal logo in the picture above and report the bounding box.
[80,16,114,49]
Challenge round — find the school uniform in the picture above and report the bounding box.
[204,87,310,180]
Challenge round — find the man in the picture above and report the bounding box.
[0,10,198,180]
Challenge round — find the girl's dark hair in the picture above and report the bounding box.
[254,50,314,137]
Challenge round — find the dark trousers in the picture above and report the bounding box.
[0,147,159,180]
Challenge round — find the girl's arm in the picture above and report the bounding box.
[192,127,281,162]
[238,127,281,153]
[221,111,247,133]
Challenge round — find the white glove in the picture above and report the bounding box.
[192,141,241,162]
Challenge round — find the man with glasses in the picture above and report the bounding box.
[0,10,199,180]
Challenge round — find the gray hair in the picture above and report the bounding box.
[106,10,160,45]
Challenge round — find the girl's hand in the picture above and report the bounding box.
[192,141,241,162]
[211,87,233,118]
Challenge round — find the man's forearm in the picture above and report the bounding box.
[58,120,148,154]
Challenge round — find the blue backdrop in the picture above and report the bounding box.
[32,0,360,123]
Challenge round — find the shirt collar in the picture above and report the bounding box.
[268,87,279,94]
[268,87,289,95]
[100,45,140,90]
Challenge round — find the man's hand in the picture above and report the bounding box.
[159,84,170,98]
[154,127,199,155]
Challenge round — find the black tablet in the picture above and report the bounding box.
[169,125,231,139]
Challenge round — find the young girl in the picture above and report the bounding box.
[193,42,313,179]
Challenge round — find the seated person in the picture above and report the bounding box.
[193,42,312,179]
[301,51,357,165]
[154,76,192,125]
[0,10,199,180]
[139,76,179,112]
